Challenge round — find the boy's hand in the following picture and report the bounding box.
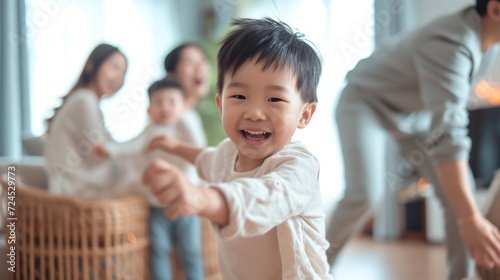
[142,159,209,220]
[147,134,179,154]
[91,142,109,158]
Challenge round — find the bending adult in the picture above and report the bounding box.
[45,43,128,196]
[327,1,500,279]
[147,43,211,280]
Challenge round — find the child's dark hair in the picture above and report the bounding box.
[148,78,184,99]
[217,17,322,103]
[46,43,126,132]
[164,43,207,74]
[476,0,499,16]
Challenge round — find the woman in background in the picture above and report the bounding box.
[164,44,211,149]
[44,43,128,196]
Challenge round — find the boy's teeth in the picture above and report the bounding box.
[243,130,269,140]
[245,130,266,135]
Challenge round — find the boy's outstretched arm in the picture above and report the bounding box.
[142,159,229,225]
[147,134,203,165]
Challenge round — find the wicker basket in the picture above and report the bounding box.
[1,179,150,280]
[477,266,500,280]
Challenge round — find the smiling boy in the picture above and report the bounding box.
[143,18,332,279]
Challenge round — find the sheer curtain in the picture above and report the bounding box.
[373,0,416,45]
[372,0,418,239]
[0,0,30,157]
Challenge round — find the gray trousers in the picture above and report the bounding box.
[326,91,475,278]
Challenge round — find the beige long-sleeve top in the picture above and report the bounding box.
[344,6,498,163]
[44,88,129,196]
[196,138,333,280]
[104,123,200,206]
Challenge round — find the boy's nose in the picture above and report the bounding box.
[243,103,266,121]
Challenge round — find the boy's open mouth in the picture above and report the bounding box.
[241,130,271,140]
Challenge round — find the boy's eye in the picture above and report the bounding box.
[268,97,283,102]
[231,95,246,100]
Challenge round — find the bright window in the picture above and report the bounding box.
[26,0,180,141]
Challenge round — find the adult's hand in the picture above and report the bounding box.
[459,215,500,268]
[436,159,500,268]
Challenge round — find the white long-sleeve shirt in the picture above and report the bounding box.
[104,123,199,206]
[195,138,333,280]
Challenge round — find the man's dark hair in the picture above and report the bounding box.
[216,17,322,103]
[147,78,184,99]
[476,0,499,16]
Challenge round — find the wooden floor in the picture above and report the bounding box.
[333,237,482,280]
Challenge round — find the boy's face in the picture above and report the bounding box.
[216,57,316,165]
[148,88,184,125]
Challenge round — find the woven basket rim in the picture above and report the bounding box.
[0,179,147,208]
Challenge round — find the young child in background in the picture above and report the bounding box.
[142,18,333,279]
[92,78,204,280]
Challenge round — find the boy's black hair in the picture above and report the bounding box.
[147,78,184,99]
[476,0,500,16]
[217,17,321,103]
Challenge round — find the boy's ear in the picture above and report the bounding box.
[147,107,152,118]
[215,94,222,116]
[298,103,316,129]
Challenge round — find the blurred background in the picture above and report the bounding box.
[3,0,499,213]
[2,0,379,211]
[1,0,500,278]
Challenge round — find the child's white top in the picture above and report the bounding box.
[195,138,333,280]
[105,123,199,206]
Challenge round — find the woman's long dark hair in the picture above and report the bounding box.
[163,43,207,75]
[46,43,124,132]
